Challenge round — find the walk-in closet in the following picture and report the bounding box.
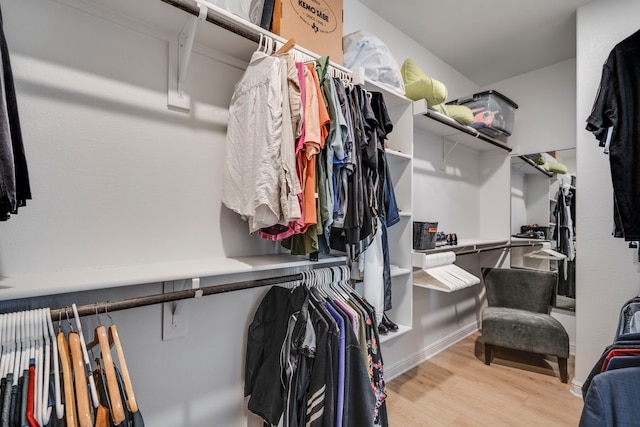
[1,0,639,425]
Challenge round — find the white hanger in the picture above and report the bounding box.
[5,312,16,383]
[33,309,44,426]
[39,310,51,425]
[0,314,7,379]
[15,311,25,386]
[72,303,100,408]
[45,308,63,420]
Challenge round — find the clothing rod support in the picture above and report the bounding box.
[161,0,353,75]
[177,3,206,95]
[49,272,302,320]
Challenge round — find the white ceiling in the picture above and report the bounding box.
[360,0,594,86]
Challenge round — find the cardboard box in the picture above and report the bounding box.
[273,0,343,64]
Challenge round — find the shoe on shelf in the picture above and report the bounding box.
[382,313,399,331]
[378,323,389,335]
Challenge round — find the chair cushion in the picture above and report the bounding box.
[482,307,569,358]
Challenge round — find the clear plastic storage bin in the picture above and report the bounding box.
[448,90,518,139]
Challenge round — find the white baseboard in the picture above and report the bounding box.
[570,378,584,398]
[384,322,479,381]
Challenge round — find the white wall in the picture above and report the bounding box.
[574,0,640,391]
[482,58,576,157]
[343,1,479,102]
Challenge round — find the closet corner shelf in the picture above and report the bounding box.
[390,267,411,278]
[412,100,512,153]
[510,237,549,247]
[515,155,554,177]
[363,79,411,108]
[385,148,412,161]
[412,279,476,293]
[413,238,510,257]
[379,324,412,344]
[0,254,346,302]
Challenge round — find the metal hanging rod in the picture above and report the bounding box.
[160,0,356,75]
[49,272,304,319]
[454,243,510,256]
[162,0,262,43]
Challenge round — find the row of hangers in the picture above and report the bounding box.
[256,34,356,88]
[0,304,137,427]
[283,266,359,305]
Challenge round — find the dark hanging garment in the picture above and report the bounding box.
[0,5,31,221]
[585,28,640,241]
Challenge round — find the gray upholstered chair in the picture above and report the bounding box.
[481,267,569,383]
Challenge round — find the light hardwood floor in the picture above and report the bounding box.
[385,332,584,426]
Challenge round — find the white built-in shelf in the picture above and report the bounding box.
[385,148,412,160]
[379,324,412,343]
[390,268,411,278]
[0,254,346,301]
[510,237,549,247]
[512,155,554,177]
[413,237,510,255]
[363,79,411,108]
[412,100,512,153]
[413,280,466,293]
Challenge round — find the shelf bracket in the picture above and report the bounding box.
[162,277,201,340]
[167,2,208,112]
[441,136,461,170]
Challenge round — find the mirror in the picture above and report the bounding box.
[510,149,576,310]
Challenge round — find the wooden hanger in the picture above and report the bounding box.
[69,331,93,427]
[57,329,76,427]
[275,37,295,56]
[87,325,125,425]
[92,357,113,427]
[108,324,138,413]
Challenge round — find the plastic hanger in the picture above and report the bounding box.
[71,303,100,409]
[46,308,63,421]
[40,308,58,424]
[105,305,138,413]
[33,309,44,426]
[58,309,77,427]
[0,314,7,379]
[86,306,125,425]
[16,311,26,386]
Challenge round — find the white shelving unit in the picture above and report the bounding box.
[364,80,414,343]
[411,100,511,293]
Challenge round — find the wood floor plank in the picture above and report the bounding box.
[386,332,583,426]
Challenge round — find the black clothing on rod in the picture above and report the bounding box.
[0,5,30,221]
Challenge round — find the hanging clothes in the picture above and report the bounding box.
[586,28,640,241]
[244,269,387,427]
[222,50,301,233]
[0,5,31,221]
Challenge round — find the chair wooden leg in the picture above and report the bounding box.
[558,357,568,383]
[484,344,492,365]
